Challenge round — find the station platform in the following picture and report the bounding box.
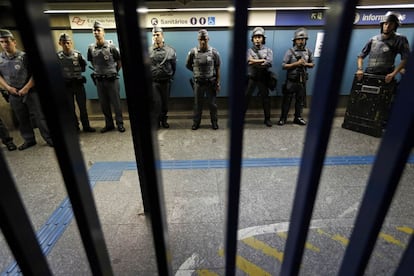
[1,115,413,275]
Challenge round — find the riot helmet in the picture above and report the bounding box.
[292,28,308,48]
[251,27,266,44]
[380,11,401,33]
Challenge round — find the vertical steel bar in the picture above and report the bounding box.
[112,0,172,275]
[225,1,250,275]
[395,235,414,275]
[0,153,52,275]
[338,48,414,276]
[9,0,113,274]
[280,1,358,275]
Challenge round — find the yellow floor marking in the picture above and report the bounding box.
[218,249,272,276]
[196,269,219,276]
[396,226,414,235]
[277,232,320,252]
[317,229,349,246]
[379,232,405,248]
[242,237,284,262]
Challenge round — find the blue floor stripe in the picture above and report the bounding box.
[2,155,414,275]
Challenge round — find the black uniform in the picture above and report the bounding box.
[0,50,53,148]
[57,49,94,131]
[149,43,176,127]
[246,45,273,124]
[280,46,313,123]
[186,46,221,129]
[87,41,124,132]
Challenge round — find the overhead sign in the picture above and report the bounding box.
[69,11,277,29]
[68,9,414,29]
[275,10,326,26]
[354,10,414,25]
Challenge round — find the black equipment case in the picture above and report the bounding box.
[342,74,396,137]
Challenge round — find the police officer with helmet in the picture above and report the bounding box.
[186,29,221,130]
[87,21,125,133]
[57,33,95,132]
[278,27,314,126]
[245,27,274,127]
[0,29,53,150]
[357,11,410,83]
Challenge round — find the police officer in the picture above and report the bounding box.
[0,29,53,150]
[57,33,95,132]
[0,117,16,151]
[278,27,314,126]
[87,21,125,133]
[357,11,410,83]
[149,26,177,128]
[186,29,221,130]
[246,27,274,127]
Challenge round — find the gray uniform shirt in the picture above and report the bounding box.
[149,44,177,80]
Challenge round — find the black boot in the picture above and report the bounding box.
[211,120,219,130]
[161,117,169,128]
[3,138,17,151]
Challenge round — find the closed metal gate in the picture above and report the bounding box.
[0,0,413,275]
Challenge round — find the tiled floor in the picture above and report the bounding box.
[1,116,413,275]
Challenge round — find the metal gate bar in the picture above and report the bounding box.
[112,0,172,274]
[9,0,113,274]
[225,1,251,275]
[0,152,52,275]
[339,46,414,276]
[280,0,359,275]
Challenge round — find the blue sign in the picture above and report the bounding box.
[208,17,216,25]
[275,9,414,26]
[354,10,414,25]
[275,10,325,26]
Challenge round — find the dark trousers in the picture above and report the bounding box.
[65,82,91,129]
[280,80,306,119]
[245,78,271,119]
[152,80,171,123]
[96,78,123,127]
[0,117,12,143]
[193,82,217,124]
[9,92,52,144]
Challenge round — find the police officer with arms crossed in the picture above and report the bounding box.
[57,33,96,133]
[245,27,274,127]
[278,27,314,126]
[0,29,53,150]
[356,11,410,83]
[149,26,177,128]
[87,21,125,133]
[186,29,221,130]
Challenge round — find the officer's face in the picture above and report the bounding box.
[382,21,396,34]
[152,32,164,46]
[0,37,16,54]
[93,27,105,40]
[198,36,208,50]
[295,38,306,49]
[253,35,263,46]
[59,39,73,52]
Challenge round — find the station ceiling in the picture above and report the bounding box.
[38,0,414,10]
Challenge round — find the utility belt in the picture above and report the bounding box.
[194,77,216,85]
[365,67,393,76]
[92,73,118,81]
[287,73,308,83]
[153,77,171,83]
[64,77,86,86]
